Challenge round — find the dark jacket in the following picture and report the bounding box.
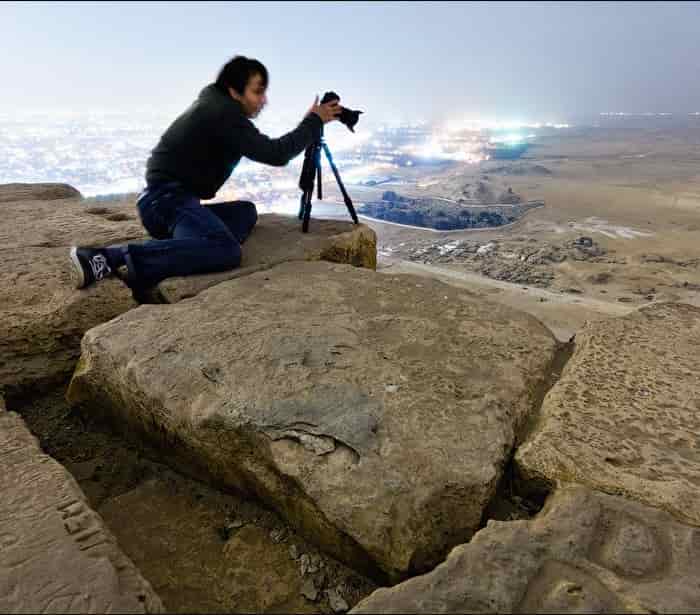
[145,83,323,199]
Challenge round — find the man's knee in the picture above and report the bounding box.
[238,201,258,228]
[208,233,241,269]
[226,238,242,269]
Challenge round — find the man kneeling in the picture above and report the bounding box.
[69,55,341,295]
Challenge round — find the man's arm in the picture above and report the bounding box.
[237,113,323,167]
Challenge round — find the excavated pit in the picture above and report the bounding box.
[8,383,377,613]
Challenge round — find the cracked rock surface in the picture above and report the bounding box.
[67,259,557,580]
[0,399,163,613]
[517,302,700,526]
[351,485,700,613]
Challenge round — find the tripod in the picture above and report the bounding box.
[298,133,359,232]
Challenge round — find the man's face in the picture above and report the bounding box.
[230,73,267,119]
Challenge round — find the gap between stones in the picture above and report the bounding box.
[6,381,378,613]
[480,337,576,526]
[4,328,576,610]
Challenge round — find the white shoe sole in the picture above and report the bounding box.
[69,246,86,289]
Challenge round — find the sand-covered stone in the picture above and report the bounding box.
[0,403,163,613]
[516,302,700,526]
[67,260,557,579]
[351,484,700,613]
[0,182,83,203]
[156,214,377,303]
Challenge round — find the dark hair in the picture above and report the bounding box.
[215,56,268,95]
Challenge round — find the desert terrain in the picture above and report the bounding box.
[335,118,700,341]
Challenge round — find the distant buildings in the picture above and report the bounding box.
[1,115,551,202]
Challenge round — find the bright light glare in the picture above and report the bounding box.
[489,133,524,145]
[443,117,572,133]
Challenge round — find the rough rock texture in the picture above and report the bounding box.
[0,182,83,203]
[351,485,700,614]
[67,260,557,579]
[156,214,377,303]
[0,185,374,395]
[0,190,142,395]
[0,403,163,613]
[516,303,700,526]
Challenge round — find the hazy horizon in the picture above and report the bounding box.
[3,1,700,127]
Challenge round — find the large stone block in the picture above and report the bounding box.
[0,402,163,613]
[351,485,700,613]
[516,303,700,526]
[67,260,557,579]
[0,186,374,395]
[155,214,377,303]
[0,189,143,395]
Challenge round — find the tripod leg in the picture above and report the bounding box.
[302,190,312,232]
[322,143,359,224]
[304,143,321,232]
[299,189,313,221]
[298,143,318,227]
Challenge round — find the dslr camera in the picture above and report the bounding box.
[321,91,363,132]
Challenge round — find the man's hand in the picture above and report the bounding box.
[308,95,342,124]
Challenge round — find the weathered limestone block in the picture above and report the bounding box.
[67,260,557,579]
[516,303,700,525]
[0,189,142,394]
[351,485,700,613]
[0,185,374,395]
[156,214,377,303]
[0,182,82,203]
[0,403,163,613]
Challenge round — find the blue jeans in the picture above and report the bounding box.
[124,181,257,289]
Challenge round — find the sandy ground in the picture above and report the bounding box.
[334,121,700,341]
[376,256,632,342]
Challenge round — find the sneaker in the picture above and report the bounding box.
[69,246,113,289]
